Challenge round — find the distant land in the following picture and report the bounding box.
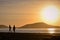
[0,25,8,28]
[0,22,60,28]
[20,22,60,28]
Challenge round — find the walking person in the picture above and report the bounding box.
[13,25,15,32]
[9,25,11,32]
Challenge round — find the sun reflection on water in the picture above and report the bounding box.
[48,28,55,34]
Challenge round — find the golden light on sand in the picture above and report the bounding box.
[48,28,55,34]
[41,5,59,25]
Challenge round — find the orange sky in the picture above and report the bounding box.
[0,0,60,27]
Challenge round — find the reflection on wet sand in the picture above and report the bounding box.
[0,28,60,34]
[16,28,60,33]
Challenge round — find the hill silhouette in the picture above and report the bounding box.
[0,25,8,28]
[20,22,60,28]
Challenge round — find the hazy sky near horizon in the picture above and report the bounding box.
[0,0,60,27]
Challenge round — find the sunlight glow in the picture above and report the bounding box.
[41,5,59,25]
[48,28,55,34]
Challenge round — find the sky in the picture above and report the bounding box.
[0,0,60,27]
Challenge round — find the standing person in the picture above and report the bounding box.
[13,25,15,32]
[9,25,11,32]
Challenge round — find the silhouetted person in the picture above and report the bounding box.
[13,25,15,32]
[9,25,11,31]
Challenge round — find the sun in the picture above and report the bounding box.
[41,5,59,26]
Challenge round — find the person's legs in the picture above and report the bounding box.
[9,27,11,31]
[13,27,14,32]
[13,29,15,32]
